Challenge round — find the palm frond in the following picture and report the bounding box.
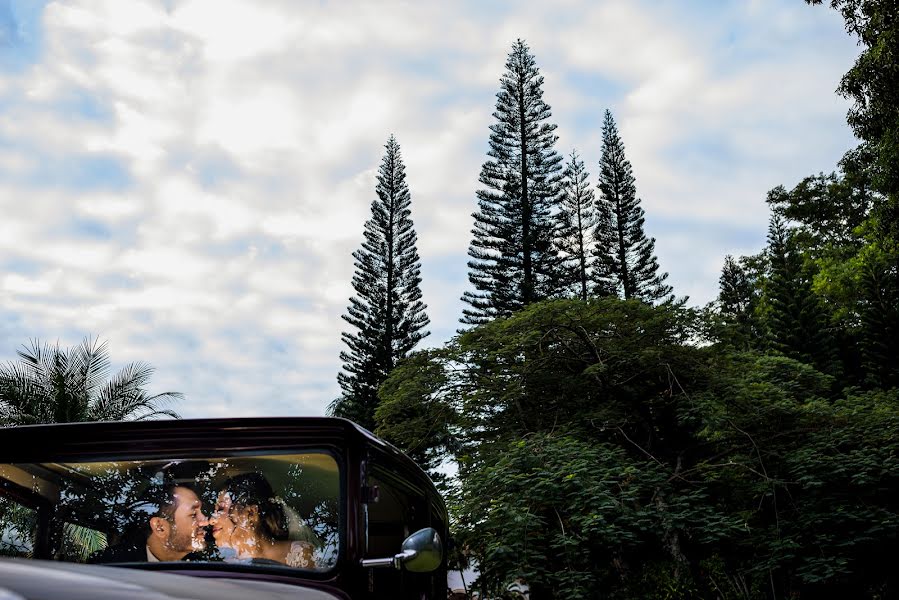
[13,340,92,423]
[92,364,181,421]
[90,362,150,421]
[130,391,183,420]
[112,361,155,393]
[3,338,181,425]
[17,339,60,383]
[0,367,50,424]
[97,392,182,421]
[132,407,181,420]
[145,391,185,404]
[70,337,111,401]
[62,522,107,562]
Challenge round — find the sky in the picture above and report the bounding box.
[0,0,860,419]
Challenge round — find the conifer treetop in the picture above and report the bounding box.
[593,109,674,304]
[332,135,429,430]
[557,149,597,301]
[463,39,564,325]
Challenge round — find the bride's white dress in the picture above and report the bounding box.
[285,541,314,568]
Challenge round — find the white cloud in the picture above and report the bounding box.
[174,0,300,61]
[0,0,860,418]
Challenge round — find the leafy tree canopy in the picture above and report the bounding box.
[379,298,899,597]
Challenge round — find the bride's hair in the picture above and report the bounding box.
[220,472,289,541]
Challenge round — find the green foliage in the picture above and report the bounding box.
[766,169,873,257]
[856,241,899,387]
[0,503,106,562]
[382,11,899,595]
[713,158,893,389]
[454,299,704,462]
[763,215,838,375]
[0,337,180,425]
[332,135,430,430]
[693,352,899,596]
[765,159,878,352]
[808,1,899,203]
[457,434,665,598]
[807,3,899,384]
[713,255,762,350]
[380,300,715,597]
[61,523,108,562]
[375,349,459,487]
[0,498,37,557]
[379,296,899,597]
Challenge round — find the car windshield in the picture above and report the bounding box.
[0,453,340,571]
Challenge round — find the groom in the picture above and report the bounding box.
[90,482,208,563]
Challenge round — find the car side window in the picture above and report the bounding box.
[365,470,426,557]
[364,469,433,598]
[0,495,37,558]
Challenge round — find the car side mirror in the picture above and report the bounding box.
[360,527,443,572]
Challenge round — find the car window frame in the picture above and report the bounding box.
[0,445,347,578]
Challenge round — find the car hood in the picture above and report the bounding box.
[0,559,346,600]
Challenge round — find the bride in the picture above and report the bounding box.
[209,472,315,568]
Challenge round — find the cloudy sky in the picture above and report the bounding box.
[0,0,859,419]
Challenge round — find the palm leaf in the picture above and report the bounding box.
[0,365,49,424]
[16,339,58,386]
[69,337,111,402]
[62,522,107,562]
[2,337,181,425]
[92,362,182,421]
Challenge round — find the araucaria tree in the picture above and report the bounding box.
[556,150,597,301]
[462,39,564,325]
[764,215,835,373]
[593,110,673,302]
[331,135,429,430]
[716,254,760,349]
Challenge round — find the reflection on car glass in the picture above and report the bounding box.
[0,454,339,570]
[0,497,37,557]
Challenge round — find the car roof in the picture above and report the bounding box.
[0,416,428,482]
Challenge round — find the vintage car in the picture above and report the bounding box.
[0,417,448,599]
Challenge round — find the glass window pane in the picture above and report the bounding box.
[0,453,340,571]
[0,496,37,558]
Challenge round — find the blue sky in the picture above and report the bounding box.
[0,0,859,418]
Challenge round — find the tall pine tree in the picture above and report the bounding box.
[331,135,429,430]
[593,110,673,302]
[765,215,835,373]
[858,247,899,388]
[556,150,597,301]
[462,39,564,325]
[717,255,760,349]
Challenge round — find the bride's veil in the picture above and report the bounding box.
[278,499,322,546]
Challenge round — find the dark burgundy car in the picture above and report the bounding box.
[0,417,448,599]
